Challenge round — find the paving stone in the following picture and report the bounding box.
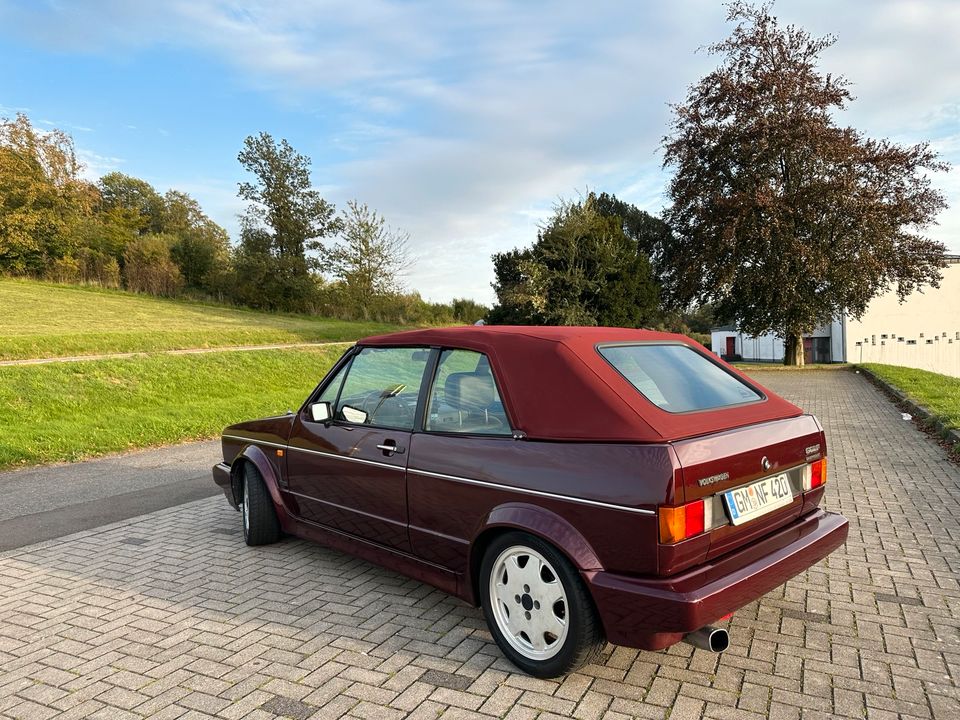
[418,668,472,691]
[260,695,315,720]
[1,371,959,718]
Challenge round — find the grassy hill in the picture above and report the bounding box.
[0,279,400,361]
[0,279,414,469]
[0,346,346,468]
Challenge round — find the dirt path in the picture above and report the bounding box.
[0,340,354,366]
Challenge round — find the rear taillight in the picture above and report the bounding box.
[659,499,712,544]
[803,458,827,491]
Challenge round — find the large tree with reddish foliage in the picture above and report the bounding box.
[660,1,948,365]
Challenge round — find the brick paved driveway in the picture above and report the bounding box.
[1,370,958,719]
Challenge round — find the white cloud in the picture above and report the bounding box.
[40,118,93,133]
[75,148,125,181]
[0,103,31,118]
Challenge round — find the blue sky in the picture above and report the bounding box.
[2,0,958,303]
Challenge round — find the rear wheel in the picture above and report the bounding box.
[480,532,604,677]
[241,463,280,546]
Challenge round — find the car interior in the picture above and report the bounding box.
[426,353,510,434]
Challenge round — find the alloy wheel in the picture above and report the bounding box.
[488,545,569,660]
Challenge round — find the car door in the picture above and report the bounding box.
[286,346,433,552]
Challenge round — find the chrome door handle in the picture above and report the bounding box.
[376,442,406,455]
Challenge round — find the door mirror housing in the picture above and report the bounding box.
[309,401,332,423]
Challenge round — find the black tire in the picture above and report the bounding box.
[480,531,604,678]
[241,463,281,546]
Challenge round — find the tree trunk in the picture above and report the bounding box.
[784,332,805,367]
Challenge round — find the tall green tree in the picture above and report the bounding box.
[98,172,165,235]
[0,113,95,274]
[661,1,948,365]
[489,194,659,326]
[163,190,229,292]
[235,132,339,311]
[325,200,412,302]
[593,192,674,263]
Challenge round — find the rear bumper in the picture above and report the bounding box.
[585,508,848,650]
[212,462,237,509]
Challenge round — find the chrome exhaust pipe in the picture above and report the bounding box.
[682,626,729,652]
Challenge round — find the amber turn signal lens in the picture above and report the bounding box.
[659,499,705,544]
[659,506,684,544]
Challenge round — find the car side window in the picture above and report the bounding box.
[426,349,511,435]
[334,347,428,430]
[316,362,348,406]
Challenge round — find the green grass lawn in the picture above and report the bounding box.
[0,279,401,360]
[0,346,346,469]
[860,363,960,433]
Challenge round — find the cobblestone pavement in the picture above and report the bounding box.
[1,370,958,719]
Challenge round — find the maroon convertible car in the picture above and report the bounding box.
[213,326,848,677]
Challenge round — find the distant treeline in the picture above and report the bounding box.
[0,113,487,325]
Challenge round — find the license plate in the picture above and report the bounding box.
[723,473,793,525]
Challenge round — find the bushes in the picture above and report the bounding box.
[313,283,487,325]
[44,256,82,284]
[77,249,121,288]
[123,234,183,297]
[12,240,488,326]
[687,332,711,349]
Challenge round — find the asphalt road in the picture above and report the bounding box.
[0,440,223,551]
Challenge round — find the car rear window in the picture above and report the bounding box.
[598,343,763,413]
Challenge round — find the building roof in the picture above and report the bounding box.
[359,326,802,442]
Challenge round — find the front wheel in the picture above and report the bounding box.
[480,532,604,677]
[241,463,280,546]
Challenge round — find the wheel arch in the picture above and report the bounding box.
[467,503,604,606]
[229,445,292,528]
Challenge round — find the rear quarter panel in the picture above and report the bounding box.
[407,434,680,577]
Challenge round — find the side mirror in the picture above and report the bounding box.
[309,401,332,423]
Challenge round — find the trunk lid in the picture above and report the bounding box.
[671,414,826,561]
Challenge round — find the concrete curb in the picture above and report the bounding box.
[855,366,960,454]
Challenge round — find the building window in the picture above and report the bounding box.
[907,340,917,345]
[926,339,934,345]
[880,334,888,339]
[871,335,876,345]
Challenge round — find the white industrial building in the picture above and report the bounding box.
[711,254,960,377]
